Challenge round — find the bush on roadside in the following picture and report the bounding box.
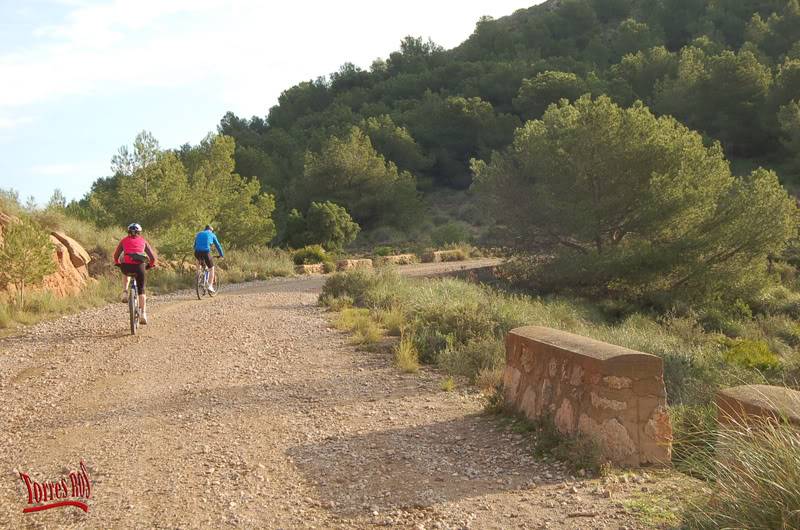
[720,338,783,372]
[395,334,420,373]
[319,269,797,408]
[0,276,119,330]
[148,268,194,293]
[431,221,472,247]
[437,337,506,383]
[375,305,406,336]
[373,245,394,257]
[334,307,382,345]
[475,367,504,393]
[670,404,718,476]
[221,247,294,280]
[685,415,800,529]
[293,245,331,265]
[440,376,456,392]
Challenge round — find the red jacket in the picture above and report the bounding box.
[114,235,157,267]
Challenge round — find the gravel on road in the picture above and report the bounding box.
[0,261,682,529]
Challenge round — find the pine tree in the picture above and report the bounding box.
[0,220,56,307]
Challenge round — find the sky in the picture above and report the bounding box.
[0,0,533,205]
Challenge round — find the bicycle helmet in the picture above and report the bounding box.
[127,223,142,235]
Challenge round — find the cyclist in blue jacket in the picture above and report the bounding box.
[194,225,224,293]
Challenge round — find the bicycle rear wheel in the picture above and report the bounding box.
[128,283,138,335]
[196,269,203,300]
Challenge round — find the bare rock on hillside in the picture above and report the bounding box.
[40,235,93,297]
[0,212,94,298]
[51,231,92,269]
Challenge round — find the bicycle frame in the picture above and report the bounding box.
[195,261,217,299]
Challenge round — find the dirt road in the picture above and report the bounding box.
[0,261,676,529]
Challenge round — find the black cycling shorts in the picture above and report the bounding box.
[119,263,146,294]
[194,250,214,268]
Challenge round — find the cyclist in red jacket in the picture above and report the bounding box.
[113,223,157,324]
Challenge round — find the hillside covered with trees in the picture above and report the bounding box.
[211,0,800,226]
[61,0,800,309]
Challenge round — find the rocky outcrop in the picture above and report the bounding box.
[716,385,800,426]
[504,326,672,467]
[40,234,92,297]
[0,213,93,298]
[51,231,91,269]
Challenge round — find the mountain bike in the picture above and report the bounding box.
[124,274,140,335]
[196,257,222,299]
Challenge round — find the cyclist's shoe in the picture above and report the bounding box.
[140,311,148,325]
[121,290,128,303]
[208,285,216,294]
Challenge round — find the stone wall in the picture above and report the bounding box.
[294,264,326,275]
[503,326,672,467]
[376,254,418,266]
[336,259,373,272]
[716,385,800,426]
[421,250,465,263]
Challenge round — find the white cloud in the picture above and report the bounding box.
[0,0,533,114]
[0,115,34,130]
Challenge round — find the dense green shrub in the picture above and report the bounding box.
[721,338,783,372]
[0,219,56,307]
[285,209,308,249]
[372,245,394,257]
[431,221,472,246]
[320,268,393,306]
[292,245,330,265]
[285,201,360,251]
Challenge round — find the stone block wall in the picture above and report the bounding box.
[421,250,465,263]
[503,326,672,467]
[336,259,373,271]
[294,264,326,275]
[376,254,418,266]
[716,385,800,426]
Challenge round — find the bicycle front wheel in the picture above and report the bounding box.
[209,270,220,297]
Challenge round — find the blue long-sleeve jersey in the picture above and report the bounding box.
[194,230,224,256]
